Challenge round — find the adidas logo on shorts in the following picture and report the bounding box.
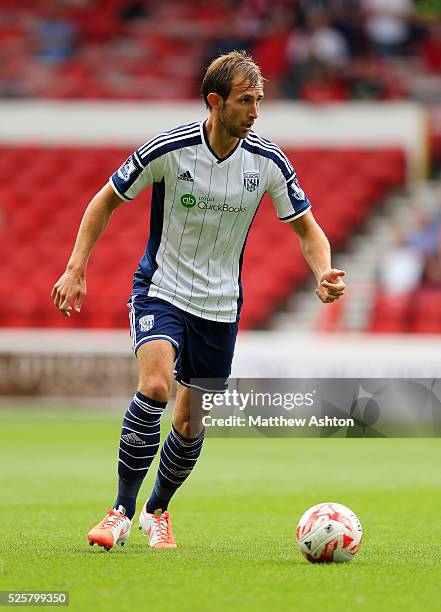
[178,170,194,182]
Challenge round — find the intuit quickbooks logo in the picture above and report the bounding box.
[198,201,247,213]
[181,194,196,208]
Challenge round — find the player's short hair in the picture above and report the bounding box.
[201,50,264,109]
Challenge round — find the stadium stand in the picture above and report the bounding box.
[0,144,405,330]
[1,0,438,333]
[368,204,441,333]
[0,0,440,102]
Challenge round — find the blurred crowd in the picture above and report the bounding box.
[380,198,441,296]
[0,0,440,101]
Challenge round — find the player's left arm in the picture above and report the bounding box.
[290,210,346,303]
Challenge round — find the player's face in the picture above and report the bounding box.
[219,77,264,139]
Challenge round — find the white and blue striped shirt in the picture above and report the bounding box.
[110,120,311,323]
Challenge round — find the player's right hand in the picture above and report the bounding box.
[51,270,86,318]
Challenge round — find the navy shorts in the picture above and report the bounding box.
[128,294,238,392]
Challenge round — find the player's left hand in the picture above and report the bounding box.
[315,269,346,303]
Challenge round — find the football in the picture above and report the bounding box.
[296,502,362,563]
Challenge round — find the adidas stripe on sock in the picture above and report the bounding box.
[115,391,166,519]
[146,425,205,513]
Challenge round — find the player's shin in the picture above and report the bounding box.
[114,391,166,519]
[146,425,205,513]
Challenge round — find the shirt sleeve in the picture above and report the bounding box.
[109,145,166,201]
[267,161,311,223]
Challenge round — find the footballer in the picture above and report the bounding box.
[51,51,346,550]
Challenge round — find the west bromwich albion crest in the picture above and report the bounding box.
[243,171,259,192]
[139,314,154,332]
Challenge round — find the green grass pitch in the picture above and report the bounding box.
[0,409,440,611]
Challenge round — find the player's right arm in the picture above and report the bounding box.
[51,183,123,317]
[52,133,167,317]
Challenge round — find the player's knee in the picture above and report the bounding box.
[138,377,172,403]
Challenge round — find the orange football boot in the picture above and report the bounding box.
[139,507,177,549]
[87,506,131,551]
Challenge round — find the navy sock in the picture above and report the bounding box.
[146,425,205,513]
[114,391,166,519]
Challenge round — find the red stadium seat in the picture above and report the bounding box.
[368,290,413,333]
